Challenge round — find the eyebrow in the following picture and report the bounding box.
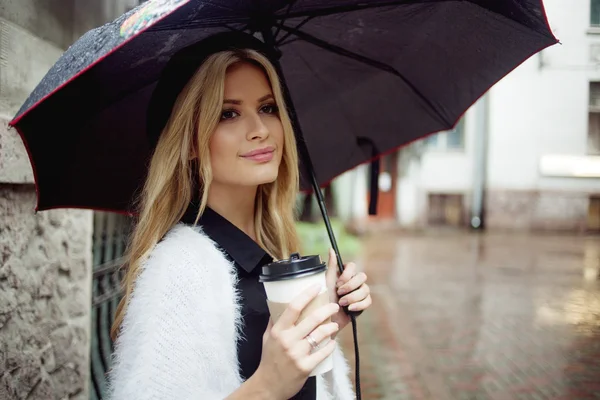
[223,94,274,105]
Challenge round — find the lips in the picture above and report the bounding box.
[241,146,275,163]
[241,146,275,157]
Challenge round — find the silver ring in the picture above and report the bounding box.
[306,334,319,350]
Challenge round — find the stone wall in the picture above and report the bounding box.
[0,1,133,398]
[0,186,92,400]
[413,189,590,232]
[485,190,589,233]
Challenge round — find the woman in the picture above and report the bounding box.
[108,32,372,400]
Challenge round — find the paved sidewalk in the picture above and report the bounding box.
[338,232,600,400]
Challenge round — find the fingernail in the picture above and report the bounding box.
[337,288,346,296]
[339,298,348,306]
[348,304,356,311]
[336,281,343,288]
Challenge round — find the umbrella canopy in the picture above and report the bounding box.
[9,0,558,213]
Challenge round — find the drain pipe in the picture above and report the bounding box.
[471,92,490,230]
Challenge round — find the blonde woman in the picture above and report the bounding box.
[108,32,372,400]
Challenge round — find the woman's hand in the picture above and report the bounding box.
[255,284,340,400]
[326,249,372,335]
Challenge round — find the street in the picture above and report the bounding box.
[338,232,600,399]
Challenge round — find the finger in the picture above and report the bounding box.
[276,283,322,329]
[326,248,339,283]
[301,322,339,354]
[336,262,358,288]
[328,248,338,267]
[339,283,369,307]
[347,294,373,312]
[294,302,340,339]
[263,318,274,343]
[300,339,337,373]
[337,272,367,296]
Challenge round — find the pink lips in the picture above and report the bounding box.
[241,146,275,163]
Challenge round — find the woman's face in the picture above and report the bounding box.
[209,61,284,189]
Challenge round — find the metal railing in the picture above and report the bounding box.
[90,213,130,400]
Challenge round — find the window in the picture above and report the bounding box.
[426,117,465,150]
[592,0,600,26]
[588,82,600,154]
[427,193,465,227]
[446,119,465,149]
[425,133,439,147]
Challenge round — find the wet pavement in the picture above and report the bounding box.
[337,232,600,400]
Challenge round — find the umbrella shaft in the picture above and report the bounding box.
[259,27,345,272]
[309,165,343,271]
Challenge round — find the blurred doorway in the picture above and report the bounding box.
[588,196,600,232]
[367,152,398,220]
[427,193,465,227]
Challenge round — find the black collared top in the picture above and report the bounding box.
[181,205,316,400]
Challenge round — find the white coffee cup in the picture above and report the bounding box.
[259,253,333,376]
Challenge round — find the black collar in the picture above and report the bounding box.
[181,204,270,274]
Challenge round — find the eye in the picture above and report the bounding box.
[260,104,279,114]
[220,109,239,120]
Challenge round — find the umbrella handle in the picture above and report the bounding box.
[310,173,364,318]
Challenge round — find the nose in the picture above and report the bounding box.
[246,112,269,141]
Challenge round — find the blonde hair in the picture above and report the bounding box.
[111,49,300,340]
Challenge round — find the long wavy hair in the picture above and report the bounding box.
[111,49,300,340]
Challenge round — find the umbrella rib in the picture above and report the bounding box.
[147,1,410,33]
[279,37,300,47]
[276,0,421,20]
[223,23,242,32]
[293,45,363,148]
[276,23,450,126]
[276,16,314,46]
[146,16,249,32]
[277,0,557,42]
[198,0,238,13]
[273,0,300,39]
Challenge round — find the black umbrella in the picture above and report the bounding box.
[9,0,558,213]
[9,1,557,396]
[8,0,558,269]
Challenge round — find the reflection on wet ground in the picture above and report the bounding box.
[338,232,600,400]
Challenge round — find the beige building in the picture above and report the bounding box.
[335,0,600,233]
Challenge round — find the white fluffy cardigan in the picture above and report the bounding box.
[107,224,355,399]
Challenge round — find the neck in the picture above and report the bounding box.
[207,183,258,240]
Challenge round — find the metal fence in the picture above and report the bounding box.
[90,212,131,400]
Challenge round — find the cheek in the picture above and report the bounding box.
[208,135,221,158]
[209,130,237,172]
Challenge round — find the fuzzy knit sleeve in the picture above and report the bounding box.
[106,225,244,400]
[316,342,356,399]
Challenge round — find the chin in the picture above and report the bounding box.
[246,167,279,185]
[253,172,279,185]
